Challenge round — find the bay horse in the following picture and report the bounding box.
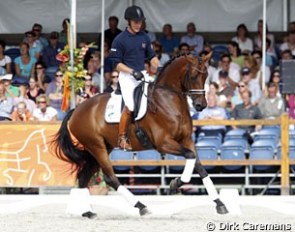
[52,53,228,216]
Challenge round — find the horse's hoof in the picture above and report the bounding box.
[139,207,151,216]
[82,211,97,219]
[169,178,181,195]
[216,205,228,214]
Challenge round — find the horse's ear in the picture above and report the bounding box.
[202,51,213,64]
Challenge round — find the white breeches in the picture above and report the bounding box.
[119,71,146,112]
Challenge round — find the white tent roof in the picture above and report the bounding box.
[0,0,293,33]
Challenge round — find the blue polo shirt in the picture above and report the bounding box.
[109,28,155,71]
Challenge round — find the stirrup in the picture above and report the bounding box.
[118,136,132,151]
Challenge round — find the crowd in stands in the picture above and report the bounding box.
[0,16,294,134]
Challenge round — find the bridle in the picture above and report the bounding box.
[149,56,207,98]
[183,57,207,98]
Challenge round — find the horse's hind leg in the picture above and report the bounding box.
[194,156,228,214]
[88,145,151,216]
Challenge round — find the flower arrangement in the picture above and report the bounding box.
[88,170,108,195]
[56,42,96,111]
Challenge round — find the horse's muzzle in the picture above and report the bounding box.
[194,104,206,112]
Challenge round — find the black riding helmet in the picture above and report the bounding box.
[124,5,145,21]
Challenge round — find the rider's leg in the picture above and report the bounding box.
[118,106,133,151]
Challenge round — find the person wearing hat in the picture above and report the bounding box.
[31,23,49,49]
[109,5,159,151]
[42,31,65,68]
[0,74,19,98]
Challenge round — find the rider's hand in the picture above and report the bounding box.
[132,70,144,81]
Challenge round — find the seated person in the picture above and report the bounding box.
[198,94,228,139]
[231,90,262,134]
[11,101,33,121]
[33,94,57,121]
[13,81,36,114]
[258,82,285,119]
[0,82,14,121]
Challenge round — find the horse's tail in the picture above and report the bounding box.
[51,109,98,187]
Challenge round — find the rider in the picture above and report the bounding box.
[109,5,160,150]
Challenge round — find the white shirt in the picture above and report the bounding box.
[33,106,57,121]
[232,36,253,52]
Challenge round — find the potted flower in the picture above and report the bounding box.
[88,170,108,195]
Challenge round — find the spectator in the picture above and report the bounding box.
[240,67,262,104]
[87,50,103,87]
[177,43,190,56]
[152,41,170,67]
[141,21,156,42]
[33,94,57,121]
[42,31,65,68]
[212,54,240,88]
[31,23,48,49]
[76,73,98,104]
[104,16,122,47]
[59,18,70,45]
[258,82,285,119]
[251,51,271,84]
[0,82,14,121]
[198,93,228,139]
[244,54,266,87]
[1,74,19,98]
[217,70,235,109]
[180,22,204,55]
[27,76,45,103]
[13,82,36,113]
[231,23,253,54]
[231,90,262,133]
[231,80,257,109]
[24,31,42,60]
[104,70,119,93]
[14,42,37,80]
[280,49,293,61]
[280,30,295,57]
[207,82,227,106]
[34,61,51,91]
[254,19,276,56]
[0,40,11,74]
[45,69,66,120]
[159,24,180,57]
[228,41,244,69]
[269,70,282,96]
[11,101,32,121]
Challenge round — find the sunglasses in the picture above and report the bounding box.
[56,74,63,77]
[38,101,46,104]
[238,85,245,88]
[112,75,118,78]
[36,66,43,69]
[33,29,41,32]
[83,77,92,81]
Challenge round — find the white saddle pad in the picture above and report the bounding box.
[105,80,151,123]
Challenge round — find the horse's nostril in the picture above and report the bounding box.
[195,105,204,112]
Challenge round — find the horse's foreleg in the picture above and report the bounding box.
[169,148,195,193]
[194,158,228,214]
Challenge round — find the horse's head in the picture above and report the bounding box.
[183,53,211,111]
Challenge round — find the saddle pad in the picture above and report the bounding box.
[105,80,151,123]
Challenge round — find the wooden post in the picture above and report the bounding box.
[280,113,290,195]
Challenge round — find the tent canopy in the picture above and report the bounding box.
[0,0,293,34]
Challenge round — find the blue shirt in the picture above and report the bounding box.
[159,35,180,55]
[109,28,155,71]
[14,56,37,78]
[42,43,65,68]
